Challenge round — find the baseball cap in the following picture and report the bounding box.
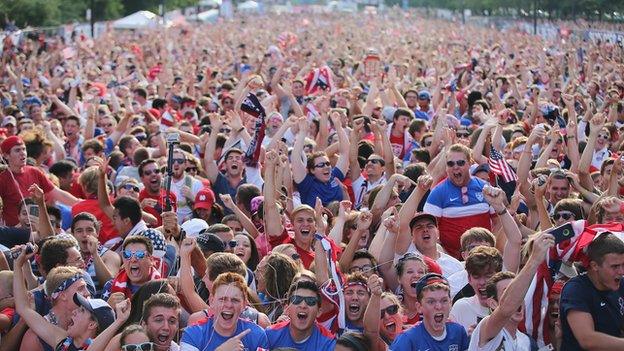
[180,218,209,238]
[73,293,115,329]
[196,232,225,253]
[414,273,449,296]
[222,148,244,161]
[0,135,24,154]
[250,196,264,216]
[194,188,215,210]
[2,116,16,127]
[471,163,490,176]
[409,212,437,230]
[418,90,431,100]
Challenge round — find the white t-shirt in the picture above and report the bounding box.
[351,174,387,208]
[449,295,489,332]
[468,317,531,350]
[448,268,468,299]
[395,244,464,278]
[170,175,204,223]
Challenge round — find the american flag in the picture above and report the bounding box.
[524,221,624,347]
[488,146,518,183]
[240,93,266,166]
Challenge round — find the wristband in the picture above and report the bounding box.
[496,208,508,216]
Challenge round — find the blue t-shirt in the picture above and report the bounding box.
[296,167,345,207]
[265,320,336,350]
[389,322,468,351]
[560,274,624,351]
[180,317,268,351]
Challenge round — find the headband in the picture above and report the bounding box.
[50,273,83,300]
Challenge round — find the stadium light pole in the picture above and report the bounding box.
[533,0,537,35]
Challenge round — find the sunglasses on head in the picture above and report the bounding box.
[367,159,385,166]
[446,160,467,167]
[122,184,140,192]
[381,304,399,319]
[143,168,161,176]
[121,342,154,351]
[289,295,319,306]
[122,250,148,260]
[314,161,331,168]
[553,211,574,221]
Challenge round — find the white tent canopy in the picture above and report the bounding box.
[113,10,160,30]
[237,0,259,11]
[196,9,220,23]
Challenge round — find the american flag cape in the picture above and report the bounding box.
[240,92,266,166]
[524,220,624,347]
[304,66,334,95]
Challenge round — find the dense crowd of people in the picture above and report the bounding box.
[0,9,624,351]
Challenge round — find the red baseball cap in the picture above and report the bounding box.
[194,188,215,210]
[1,135,24,154]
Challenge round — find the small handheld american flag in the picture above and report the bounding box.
[488,145,518,183]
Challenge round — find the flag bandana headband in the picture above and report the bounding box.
[50,273,82,300]
[344,281,370,294]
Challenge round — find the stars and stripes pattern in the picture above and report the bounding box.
[241,93,266,166]
[489,146,518,183]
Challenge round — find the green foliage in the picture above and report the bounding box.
[0,0,123,27]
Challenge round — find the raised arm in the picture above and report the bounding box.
[203,113,224,184]
[219,193,259,238]
[330,111,350,176]
[13,246,67,348]
[178,238,209,312]
[483,186,522,273]
[291,117,309,184]
[478,233,553,346]
[97,159,115,220]
[579,114,605,190]
[339,211,372,273]
[348,121,364,182]
[396,175,432,254]
[87,299,130,351]
[263,150,284,239]
[363,274,384,351]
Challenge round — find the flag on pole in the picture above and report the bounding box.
[240,92,266,166]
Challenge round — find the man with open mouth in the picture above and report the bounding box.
[265,280,336,350]
[390,273,469,351]
[180,272,268,350]
[141,293,182,351]
[423,143,495,259]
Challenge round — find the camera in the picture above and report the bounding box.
[166,132,180,145]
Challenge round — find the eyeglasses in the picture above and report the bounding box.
[367,159,385,166]
[121,342,154,351]
[446,160,467,168]
[553,211,575,221]
[122,184,140,192]
[122,250,148,260]
[380,304,399,319]
[349,264,373,274]
[461,186,469,204]
[187,167,198,173]
[172,158,186,165]
[143,169,161,176]
[289,295,319,306]
[314,161,331,168]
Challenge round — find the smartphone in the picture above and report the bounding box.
[27,204,39,218]
[547,222,575,244]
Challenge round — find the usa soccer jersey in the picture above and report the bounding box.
[423,177,493,258]
[265,320,336,350]
[389,321,469,351]
[180,317,268,351]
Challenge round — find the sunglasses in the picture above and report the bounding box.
[446,160,467,167]
[367,159,385,166]
[122,342,154,351]
[172,158,186,165]
[546,138,563,144]
[598,134,610,140]
[381,304,399,319]
[314,161,331,168]
[143,168,161,176]
[456,132,470,138]
[228,240,237,248]
[219,127,232,133]
[291,253,301,261]
[122,184,140,192]
[289,295,319,306]
[122,250,148,260]
[553,211,575,221]
[187,167,198,172]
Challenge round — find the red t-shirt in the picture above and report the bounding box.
[389,132,405,159]
[0,166,54,226]
[268,229,315,269]
[72,197,119,244]
[138,188,177,227]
